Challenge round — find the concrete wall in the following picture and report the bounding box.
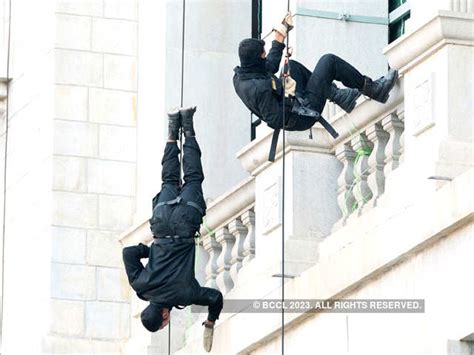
[46,0,138,352]
[164,0,251,203]
[136,0,167,222]
[0,0,55,353]
[1,0,138,353]
[295,0,388,80]
[252,221,474,355]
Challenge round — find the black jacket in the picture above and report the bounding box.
[233,40,291,130]
[128,239,200,308]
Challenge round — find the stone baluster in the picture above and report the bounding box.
[228,218,247,286]
[202,234,221,289]
[365,122,389,209]
[241,210,255,265]
[351,133,373,212]
[334,143,356,227]
[451,0,473,12]
[397,108,405,163]
[215,227,235,294]
[382,112,404,176]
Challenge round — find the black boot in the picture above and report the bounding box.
[361,69,398,103]
[328,83,361,113]
[167,108,181,141]
[168,109,181,141]
[180,106,197,137]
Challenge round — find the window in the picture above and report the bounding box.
[389,0,410,43]
[389,0,407,12]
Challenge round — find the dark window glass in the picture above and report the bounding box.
[389,12,410,43]
[389,0,407,12]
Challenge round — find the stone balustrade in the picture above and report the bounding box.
[200,177,255,295]
[334,101,405,227]
[450,0,474,12]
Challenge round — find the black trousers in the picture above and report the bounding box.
[287,54,365,130]
[159,138,222,320]
[158,137,206,212]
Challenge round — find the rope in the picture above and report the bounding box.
[178,0,186,190]
[1,0,12,336]
[280,1,291,353]
[169,0,187,352]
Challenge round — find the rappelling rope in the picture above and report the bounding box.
[168,0,187,353]
[1,0,12,337]
[280,1,291,353]
[178,0,186,186]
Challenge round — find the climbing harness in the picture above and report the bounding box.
[154,196,205,216]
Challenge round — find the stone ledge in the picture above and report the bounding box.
[177,168,473,354]
[119,216,152,247]
[385,11,474,72]
[200,176,254,234]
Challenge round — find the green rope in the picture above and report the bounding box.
[202,216,215,236]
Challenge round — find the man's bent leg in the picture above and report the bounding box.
[288,60,312,97]
[305,54,365,113]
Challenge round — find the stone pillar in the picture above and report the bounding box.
[203,234,221,289]
[386,10,474,191]
[382,112,404,175]
[241,210,256,265]
[238,130,341,280]
[364,122,389,210]
[229,218,247,286]
[334,143,356,227]
[350,133,373,213]
[215,227,235,294]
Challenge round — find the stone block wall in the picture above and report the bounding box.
[48,0,138,351]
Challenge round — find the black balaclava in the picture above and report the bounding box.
[141,303,163,332]
[238,38,266,72]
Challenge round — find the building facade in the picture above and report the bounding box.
[0,0,473,354]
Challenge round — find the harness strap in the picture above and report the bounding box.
[153,235,196,243]
[156,196,183,207]
[186,200,205,215]
[269,128,281,162]
[155,196,205,215]
[318,116,339,139]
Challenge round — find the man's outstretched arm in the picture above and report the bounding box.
[265,12,292,74]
